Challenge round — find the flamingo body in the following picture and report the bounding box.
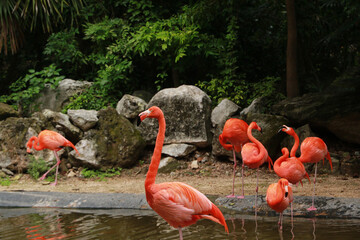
[274,148,310,185]
[298,137,332,169]
[26,130,79,186]
[139,106,228,239]
[266,178,293,213]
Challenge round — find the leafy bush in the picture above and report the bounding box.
[81,167,122,181]
[0,176,12,186]
[0,64,64,115]
[27,156,52,180]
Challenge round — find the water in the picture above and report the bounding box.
[0,208,359,240]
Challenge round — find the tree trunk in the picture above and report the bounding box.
[286,0,299,98]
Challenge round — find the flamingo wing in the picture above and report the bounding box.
[148,182,227,230]
[40,131,67,150]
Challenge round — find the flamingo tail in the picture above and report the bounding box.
[305,172,311,184]
[268,156,274,171]
[326,152,333,171]
[65,140,80,155]
[204,204,229,233]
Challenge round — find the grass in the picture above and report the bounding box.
[81,167,122,181]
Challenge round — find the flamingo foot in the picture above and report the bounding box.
[50,182,57,186]
[237,195,245,199]
[226,194,236,198]
[38,175,47,181]
[307,206,317,211]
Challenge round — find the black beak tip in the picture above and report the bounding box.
[285,192,288,198]
[136,116,141,126]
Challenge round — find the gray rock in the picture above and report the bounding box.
[67,109,98,132]
[31,79,92,113]
[161,144,196,158]
[139,85,212,147]
[158,157,180,173]
[70,138,98,167]
[0,103,18,120]
[42,109,82,142]
[116,94,147,119]
[211,99,239,127]
[240,97,265,117]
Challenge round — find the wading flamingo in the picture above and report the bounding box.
[279,125,332,211]
[26,130,79,186]
[138,106,228,240]
[241,122,273,213]
[266,178,293,230]
[219,118,249,198]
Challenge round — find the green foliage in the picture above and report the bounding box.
[0,176,12,186]
[81,167,122,181]
[0,64,64,114]
[27,156,52,180]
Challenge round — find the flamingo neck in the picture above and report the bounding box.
[145,115,166,190]
[289,131,299,158]
[247,124,266,159]
[274,150,288,168]
[29,137,44,151]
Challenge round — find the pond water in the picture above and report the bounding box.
[0,208,359,240]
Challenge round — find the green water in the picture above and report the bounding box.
[0,208,359,239]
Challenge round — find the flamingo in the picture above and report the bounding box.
[219,118,249,198]
[241,122,273,213]
[280,125,333,211]
[26,130,79,186]
[138,106,228,240]
[266,178,293,230]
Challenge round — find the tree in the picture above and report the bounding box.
[0,0,84,55]
[286,0,299,98]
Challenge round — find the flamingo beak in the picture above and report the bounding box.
[278,125,286,133]
[284,185,289,198]
[137,110,151,126]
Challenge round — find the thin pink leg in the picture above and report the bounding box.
[255,168,258,212]
[237,161,245,199]
[307,162,318,211]
[39,151,60,186]
[178,227,183,240]
[278,212,283,230]
[227,148,237,198]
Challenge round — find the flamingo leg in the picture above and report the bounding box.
[278,212,283,230]
[227,148,237,198]
[178,227,183,240]
[237,161,245,199]
[39,151,61,185]
[307,162,318,211]
[255,168,258,213]
[291,201,293,227]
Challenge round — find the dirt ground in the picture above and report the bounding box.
[1,159,359,199]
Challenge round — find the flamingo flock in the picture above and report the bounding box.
[25,106,333,239]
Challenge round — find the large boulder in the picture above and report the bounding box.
[0,103,18,120]
[67,109,98,132]
[138,85,212,147]
[31,79,92,113]
[272,72,360,145]
[211,99,240,128]
[70,107,146,169]
[116,94,147,119]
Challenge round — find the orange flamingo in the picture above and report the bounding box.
[26,130,79,186]
[266,178,293,230]
[138,106,228,240]
[219,118,249,198]
[241,122,273,212]
[280,125,333,211]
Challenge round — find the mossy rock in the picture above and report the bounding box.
[95,107,146,169]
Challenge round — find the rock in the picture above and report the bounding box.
[191,160,199,169]
[67,109,98,132]
[161,144,196,158]
[116,94,147,119]
[1,168,14,176]
[272,72,360,145]
[42,109,82,142]
[0,103,18,120]
[211,99,239,127]
[70,108,146,169]
[67,169,77,177]
[138,85,212,147]
[240,97,266,117]
[158,157,180,173]
[31,79,92,113]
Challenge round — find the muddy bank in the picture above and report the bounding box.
[0,191,359,219]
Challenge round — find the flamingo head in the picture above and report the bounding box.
[137,106,163,125]
[278,125,295,135]
[250,122,262,133]
[281,147,289,157]
[278,178,290,198]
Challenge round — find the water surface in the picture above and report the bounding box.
[0,208,359,239]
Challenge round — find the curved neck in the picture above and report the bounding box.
[247,124,266,158]
[28,136,43,151]
[274,150,288,168]
[145,115,166,189]
[289,131,299,158]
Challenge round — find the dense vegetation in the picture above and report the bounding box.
[1,0,359,115]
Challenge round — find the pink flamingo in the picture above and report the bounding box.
[266,178,293,230]
[138,106,228,240]
[26,130,79,186]
[241,122,273,213]
[280,125,332,211]
[219,118,249,198]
